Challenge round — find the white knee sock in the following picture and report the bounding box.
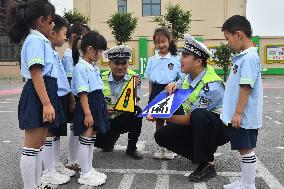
[42,137,53,170]
[35,146,43,187]
[78,136,93,175]
[21,147,40,189]
[241,151,257,186]
[52,136,60,168]
[89,136,96,168]
[68,123,79,162]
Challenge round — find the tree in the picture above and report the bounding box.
[107,12,138,45]
[212,43,235,82]
[154,3,191,41]
[63,9,90,25]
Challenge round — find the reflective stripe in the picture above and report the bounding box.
[77,86,89,92]
[28,57,44,66]
[240,78,255,86]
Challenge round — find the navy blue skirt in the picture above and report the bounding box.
[226,125,258,150]
[18,76,64,130]
[51,95,69,136]
[149,83,168,103]
[73,90,110,136]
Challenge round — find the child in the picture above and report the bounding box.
[144,28,182,159]
[40,14,76,186]
[71,31,109,186]
[6,0,64,188]
[62,23,91,170]
[221,15,263,189]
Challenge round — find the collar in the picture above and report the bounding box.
[79,57,96,71]
[30,29,50,43]
[156,52,171,60]
[187,69,206,88]
[234,47,257,57]
[108,72,129,83]
[53,50,59,56]
[65,48,72,53]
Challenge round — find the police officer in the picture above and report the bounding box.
[148,34,229,181]
[95,45,143,160]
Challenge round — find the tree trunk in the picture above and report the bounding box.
[223,67,228,82]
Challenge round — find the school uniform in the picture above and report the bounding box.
[50,50,71,136]
[144,52,182,103]
[71,57,110,136]
[221,47,263,150]
[62,48,73,82]
[18,29,64,130]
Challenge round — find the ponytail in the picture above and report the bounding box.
[72,35,81,65]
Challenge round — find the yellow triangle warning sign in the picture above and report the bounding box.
[113,76,135,113]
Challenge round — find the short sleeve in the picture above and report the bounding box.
[62,55,73,73]
[240,56,260,88]
[73,65,89,94]
[25,38,45,68]
[144,57,152,79]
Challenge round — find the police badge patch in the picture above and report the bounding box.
[199,96,212,107]
[233,64,238,74]
[203,83,209,92]
[168,63,174,70]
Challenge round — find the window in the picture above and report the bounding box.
[118,0,127,14]
[142,0,161,16]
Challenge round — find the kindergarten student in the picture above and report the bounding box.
[6,0,64,188]
[144,28,182,159]
[71,31,109,186]
[221,15,263,189]
[62,23,90,170]
[41,14,75,186]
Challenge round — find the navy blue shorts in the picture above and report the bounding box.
[18,76,64,130]
[226,125,258,150]
[73,90,110,136]
[148,83,168,103]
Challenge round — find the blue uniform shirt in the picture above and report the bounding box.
[177,69,224,113]
[62,48,74,78]
[21,30,54,79]
[52,50,70,96]
[221,47,263,129]
[144,52,182,84]
[71,57,103,95]
[108,72,131,102]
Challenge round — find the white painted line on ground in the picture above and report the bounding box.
[274,121,282,125]
[118,174,135,189]
[277,103,281,105]
[155,175,169,189]
[265,116,272,120]
[79,185,94,189]
[276,147,284,150]
[275,97,282,99]
[3,140,11,143]
[264,96,268,98]
[0,102,12,104]
[275,110,282,113]
[5,98,17,101]
[257,158,284,189]
[0,111,15,113]
[214,153,223,157]
[194,182,208,189]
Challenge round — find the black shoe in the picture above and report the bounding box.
[188,162,217,182]
[126,150,143,160]
[102,146,114,152]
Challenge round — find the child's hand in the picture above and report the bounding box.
[43,103,55,123]
[231,112,242,128]
[84,113,94,127]
[165,82,178,95]
[146,114,157,122]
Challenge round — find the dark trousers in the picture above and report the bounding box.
[95,106,143,152]
[154,108,229,163]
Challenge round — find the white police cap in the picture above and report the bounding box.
[182,34,213,59]
[106,45,132,60]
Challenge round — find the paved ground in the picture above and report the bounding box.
[0,77,283,189]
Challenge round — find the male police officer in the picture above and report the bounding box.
[95,45,143,160]
[148,35,229,181]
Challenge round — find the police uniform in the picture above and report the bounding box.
[144,49,182,103]
[154,34,229,182]
[18,29,64,130]
[50,50,72,136]
[94,45,143,160]
[71,57,109,136]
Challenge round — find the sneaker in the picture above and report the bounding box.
[223,180,242,189]
[163,149,177,160]
[126,150,143,160]
[55,163,76,177]
[188,162,217,182]
[153,147,165,159]
[90,168,107,180]
[78,168,106,186]
[41,169,70,185]
[66,161,81,171]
